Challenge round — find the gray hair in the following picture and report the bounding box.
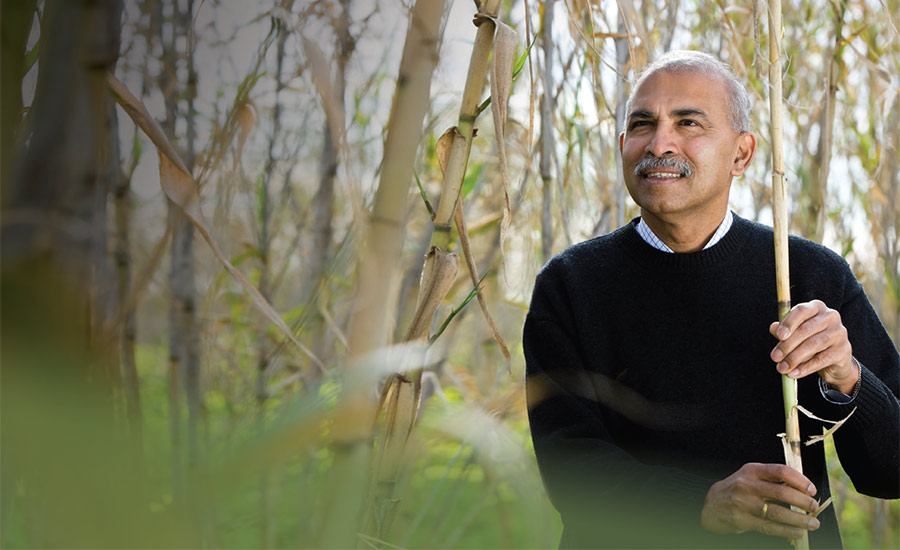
[623,50,752,133]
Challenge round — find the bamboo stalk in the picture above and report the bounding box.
[366,1,504,540]
[768,1,808,549]
[810,0,846,243]
[540,0,555,263]
[431,0,503,250]
[317,0,445,546]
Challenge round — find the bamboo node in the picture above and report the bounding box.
[370,214,403,228]
[473,13,497,27]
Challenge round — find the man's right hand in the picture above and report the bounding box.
[700,463,821,540]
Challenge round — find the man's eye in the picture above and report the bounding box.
[679,119,699,126]
[629,120,651,129]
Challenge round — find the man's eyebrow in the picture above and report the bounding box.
[672,108,710,120]
[627,109,654,121]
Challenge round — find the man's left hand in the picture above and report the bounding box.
[769,299,858,394]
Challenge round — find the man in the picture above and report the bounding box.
[524,50,899,549]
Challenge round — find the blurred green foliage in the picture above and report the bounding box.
[4,338,896,547]
[1,332,560,548]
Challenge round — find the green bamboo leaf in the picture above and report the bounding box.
[131,131,142,163]
[255,171,267,223]
[429,271,487,345]
[23,39,39,76]
[512,32,538,78]
[461,161,484,199]
[415,172,436,220]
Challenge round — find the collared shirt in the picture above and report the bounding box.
[636,210,734,253]
[634,209,860,403]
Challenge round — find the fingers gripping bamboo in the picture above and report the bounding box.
[768,1,809,548]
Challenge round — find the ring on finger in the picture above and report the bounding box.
[760,501,769,519]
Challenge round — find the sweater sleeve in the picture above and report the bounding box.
[813,273,900,499]
[524,270,725,547]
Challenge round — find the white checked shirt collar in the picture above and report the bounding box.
[636,210,734,253]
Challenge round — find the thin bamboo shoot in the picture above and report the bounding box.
[768,0,809,548]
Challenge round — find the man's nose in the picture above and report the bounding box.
[646,124,679,157]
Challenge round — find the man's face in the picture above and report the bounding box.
[618,70,755,229]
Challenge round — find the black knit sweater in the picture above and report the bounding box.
[524,214,900,549]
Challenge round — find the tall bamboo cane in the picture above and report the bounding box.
[366,0,505,539]
[315,1,445,546]
[767,1,808,549]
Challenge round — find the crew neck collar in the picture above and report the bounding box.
[621,213,751,272]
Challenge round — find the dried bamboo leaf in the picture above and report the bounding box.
[369,376,418,541]
[404,247,459,342]
[433,129,469,230]
[347,341,437,380]
[454,200,511,370]
[490,21,517,253]
[383,380,418,460]
[106,73,190,175]
[435,126,457,175]
[797,405,857,445]
[302,37,345,148]
[812,496,833,518]
[109,73,325,372]
[795,404,839,424]
[158,148,203,222]
[232,101,256,171]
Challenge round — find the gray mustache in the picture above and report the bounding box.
[634,156,694,177]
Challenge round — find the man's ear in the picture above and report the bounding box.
[618,131,625,155]
[731,132,757,176]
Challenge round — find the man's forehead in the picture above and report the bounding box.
[629,70,728,115]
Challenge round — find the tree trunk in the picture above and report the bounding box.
[5,0,121,322]
[115,112,143,443]
[1,0,122,545]
[305,0,353,303]
[257,3,293,546]
[154,0,197,509]
[539,0,555,264]
[0,0,37,209]
[0,0,39,536]
[178,0,200,489]
[807,0,846,243]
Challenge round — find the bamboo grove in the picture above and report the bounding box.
[1,0,898,548]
